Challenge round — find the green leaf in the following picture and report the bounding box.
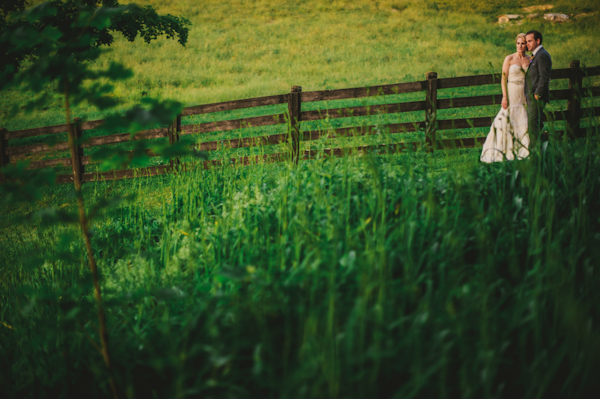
[0,162,56,204]
[32,207,78,227]
[89,7,124,30]
[152,141,193,161]
[103,99,182,134]
[16,3,58,23]
[105,62,134,81]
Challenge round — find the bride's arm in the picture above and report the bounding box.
[501,56,510,110]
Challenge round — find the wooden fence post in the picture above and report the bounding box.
[68,118,84,188]
[168,114,181,167]
[425,72,438,151]
[567,60,583,138]
[288,86,302,163]
[0,128,7,182]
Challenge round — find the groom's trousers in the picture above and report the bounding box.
[527,96,547,145]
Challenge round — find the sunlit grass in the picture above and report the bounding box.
[2,127,600,397]
[2,0,600,129]
[2,1,600,398]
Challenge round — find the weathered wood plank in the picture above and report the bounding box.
[21,157,71,169]
[226,152,288,166]
[7,141,70,156]
[303,147,346,158]
[437,74,501,89]
[581,106,600,117]
[181,114,286,135]
[551,68,570,80]
[437,137,486,149]
[197,133,288,151]
[584,86,600,97]
[301,101,426,122]
[13,148,161,169]
[5,123,70,140]
[386,122,423,134]
[57,152,290,184]
[6,127,168,156]
[431,110,567,126]
[56,141,425,183]
[80,164,173,183]
[551,65,599,79]
[437,117,494,131]
[551,88,572,101]
[182,94,288,117]
[83,128,168,148]
[302,141,422,159]
[81,119,105,131]
[301,121,423,141]
[82,156,94,166]
[56,174,73,184]
[5,118,113,141]
[438,94,503,110]
[438,68,570,89]
[584,65,600,77]
[543,110,567,122]
[193,152,288,169]
[301,81,426,103]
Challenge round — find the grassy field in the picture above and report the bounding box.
[2,0,600,130]
[2,1,600,398]
[2,137,600,398]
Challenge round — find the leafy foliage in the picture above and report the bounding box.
[1,1,193,174]
[1,4,195,397]
[0,0,190,88]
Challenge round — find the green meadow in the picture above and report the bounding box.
[2,1,600,398]
[2,0,600,129]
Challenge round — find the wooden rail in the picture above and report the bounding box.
[1,60,599,184]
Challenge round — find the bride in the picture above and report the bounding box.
[480,33,531,163]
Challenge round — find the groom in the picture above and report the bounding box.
[525,30,552,142]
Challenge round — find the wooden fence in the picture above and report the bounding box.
[1,60,599,185]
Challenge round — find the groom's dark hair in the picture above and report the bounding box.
[526,30,543,44]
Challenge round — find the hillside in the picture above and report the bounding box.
[2,0,600,129]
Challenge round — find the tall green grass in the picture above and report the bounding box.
[2,1,600,397]
[2,125,600,397]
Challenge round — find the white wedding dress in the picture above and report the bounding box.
[480,65,530,163]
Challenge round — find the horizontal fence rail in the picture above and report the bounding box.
[1,60,599,185]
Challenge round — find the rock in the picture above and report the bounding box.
[498,14,522,24]
[544,13,569,22]
[527,13,539,19]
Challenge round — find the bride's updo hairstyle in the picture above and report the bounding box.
[515,33,526,43]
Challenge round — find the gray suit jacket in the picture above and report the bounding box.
[525,46,552,102]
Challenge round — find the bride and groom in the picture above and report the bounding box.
[480,30,552,163]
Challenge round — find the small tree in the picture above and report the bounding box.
[0,2,192,398]
[1,0,190,87]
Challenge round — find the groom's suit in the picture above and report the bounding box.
[525,46,552,139]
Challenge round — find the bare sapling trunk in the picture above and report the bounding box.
[65,82,119,399]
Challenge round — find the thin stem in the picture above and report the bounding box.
[65,81,119,399]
